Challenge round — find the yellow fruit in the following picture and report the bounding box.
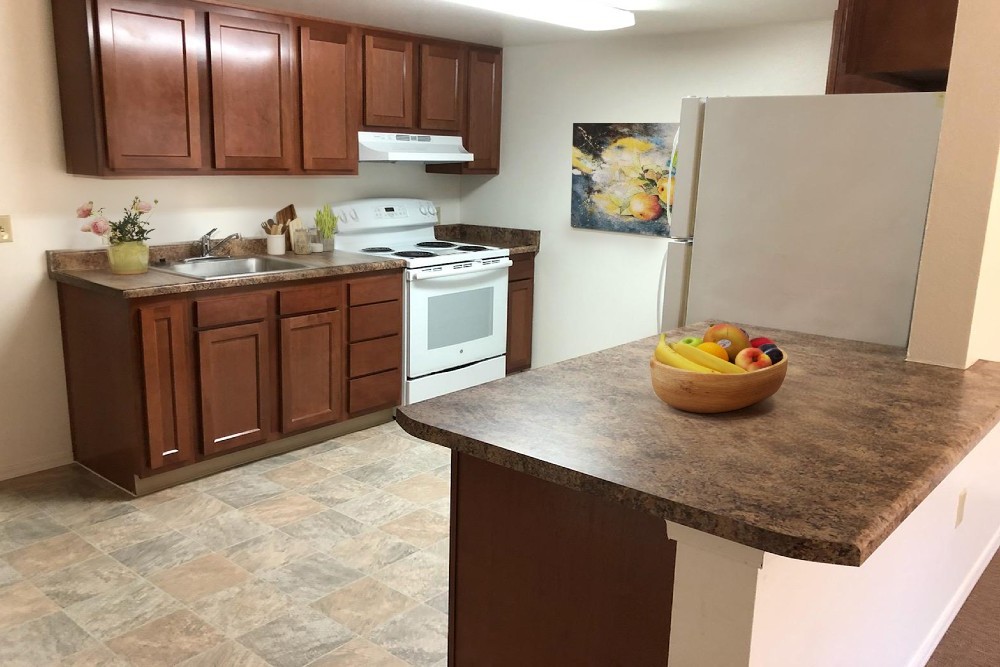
[610,137,654,153]
[655,335,716,373]
[671,342,747,374]
[697,342,729,361]
[656,177,675,206]
[628,193,662,221]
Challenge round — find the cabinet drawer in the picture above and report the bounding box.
[279,281,344,316]
[350,301,402,342]
[350,368,401,414]
[349,274,402,306]
[195,292,270,328]
[350,335,400,378]
[509,255,534,282]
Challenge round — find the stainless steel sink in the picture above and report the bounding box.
[150,256,312,280]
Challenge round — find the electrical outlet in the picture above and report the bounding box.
[0,215,12,243]
[956,489,968,528]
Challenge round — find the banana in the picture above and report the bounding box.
[671,342,747,374]
[655,335,717,373]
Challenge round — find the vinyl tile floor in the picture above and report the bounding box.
[0,420,452,667]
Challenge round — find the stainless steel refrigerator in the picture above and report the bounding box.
[659,93,944,347]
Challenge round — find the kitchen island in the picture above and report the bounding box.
[396,326,1000,666]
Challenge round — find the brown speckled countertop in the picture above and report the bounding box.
[435,224,540,256]
[397,325,1000,566]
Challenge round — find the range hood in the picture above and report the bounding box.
[358,131,474,163]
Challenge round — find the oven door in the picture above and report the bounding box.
[406,259,511,378]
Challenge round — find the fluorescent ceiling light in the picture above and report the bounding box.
[439,0,635,31]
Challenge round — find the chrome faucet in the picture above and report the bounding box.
[199,228,241,257]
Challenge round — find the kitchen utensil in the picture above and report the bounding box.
[649,353,788,413]
[275,205,297,226]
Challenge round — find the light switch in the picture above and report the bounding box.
[0,215,12,243]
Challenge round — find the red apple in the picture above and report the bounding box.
[628,193,662,221]
[735,347,774,371]
[703,323,751,362]
[750,337,774,348]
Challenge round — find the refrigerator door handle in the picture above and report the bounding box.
[665,237,694,245]
[657,249,668,333]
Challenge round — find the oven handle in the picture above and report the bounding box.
[406,258,513,281]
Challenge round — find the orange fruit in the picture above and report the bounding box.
[697,342,729,361]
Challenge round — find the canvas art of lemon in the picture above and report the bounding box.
[571,123,679,237]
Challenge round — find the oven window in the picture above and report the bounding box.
[427,287,494,349]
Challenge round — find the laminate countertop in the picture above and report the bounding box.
[397,325,1000,566]
[46,224,540,299]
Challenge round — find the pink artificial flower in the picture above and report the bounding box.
[90,217,110,235]
[76,201,94,218]
[136,201,153,213]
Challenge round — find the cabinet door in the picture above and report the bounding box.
[506,278,533,374]
[138,302,196,469]
[209,13,294,170]
[301,24,360,172]
[198,321,271,454]
[364,34,415,128]
[419,43,465,132]
[465,48,502,173]
[280,311,344,432]
[97,0,202,170]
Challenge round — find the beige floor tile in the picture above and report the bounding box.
[205,477,287,509]
[181,511,272,551]
[0,514,68,554]
[179,466,249,493]
[109,531,210,576]
[379,509,450,549]
[372,551,449,602]
[426,591,448,615]
[33,555,139,608]
[302,475,375,507]
[4,532,99,577]
[369,604,448,666]
[47,498,136,530]
[329,530,418,575]
[75,510,172,552]
[178,640,269,667]
[426,538,450,561]
[0,493,40,523]
[237,608,353,667]
[289,440,343,459]
[190,580,295,637]
[0,581,60,630]
[242,493,327,527]
[130,485,196,511]
[148,553,252,603]
[334,490,420,527]
[384,473,450,505]
[313,577,418,635]
[0,560,21,586]
[281,509,366,551]
[311,446,385,474]
[329,428,381,445]
[225,531,317,573]
[343,459,428,489]
[263,460,335,489]
[60,643,131,666]
[143,493,233,529]
[65,579,183,641]
[259,552,362,604]
[426,497,451,518]
[0,612,96,666]
[309,637,409,667]
[106,609,225,667]
[350,434,415,459]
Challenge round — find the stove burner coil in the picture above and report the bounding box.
[361,247,393,253]
[456,245,488,251]
[394,251,437,258]
[416,241,457,248]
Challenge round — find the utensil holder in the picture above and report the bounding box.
[266,234,286,255]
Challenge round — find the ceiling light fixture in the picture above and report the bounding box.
[438,0,635,31]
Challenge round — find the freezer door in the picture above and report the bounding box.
[659,240,693,332]
[685,93,943,346]
[668,97,705,240]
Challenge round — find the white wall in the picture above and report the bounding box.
[460,21,833,368]
[0,1,461,481]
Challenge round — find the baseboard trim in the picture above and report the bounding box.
[908,524,1000,667]
[0,451,74,483]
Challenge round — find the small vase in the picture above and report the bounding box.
[107,241,149,275]
[321,235,335,252]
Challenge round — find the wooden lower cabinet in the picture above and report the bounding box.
[57,269,404,491]
[198,321,271,454]
[506,254,535,374]
[280,310,344,432]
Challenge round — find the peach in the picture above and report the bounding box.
[735,347,773,371]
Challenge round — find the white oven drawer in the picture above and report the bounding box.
[405,263,509,379]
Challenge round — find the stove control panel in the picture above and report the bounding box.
[331,198,437,228]
[374,206,410,220]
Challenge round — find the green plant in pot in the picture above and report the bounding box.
[314,204,338,252]
[77,196,157,275]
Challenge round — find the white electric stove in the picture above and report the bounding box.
[332,198,512,405]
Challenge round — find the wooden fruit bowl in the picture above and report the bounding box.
[649,354,788,414]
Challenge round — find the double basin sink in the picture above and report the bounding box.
[151,256,311,281]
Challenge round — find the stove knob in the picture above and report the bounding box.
[419,206,429,215]
[350,209,359,221]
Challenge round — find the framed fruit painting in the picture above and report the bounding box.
[571,122,679,237]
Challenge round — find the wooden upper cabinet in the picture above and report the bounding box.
[419,42,465,132]
[208,12,294,170]
[364,34,415,129]
[465,48,502,172]
[280,310,344,432]
[96,0,202,170]
[300,23,361,173]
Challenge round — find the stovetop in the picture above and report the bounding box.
[354,239,509,268]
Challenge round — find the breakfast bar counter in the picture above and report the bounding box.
[396,325,1000,666]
